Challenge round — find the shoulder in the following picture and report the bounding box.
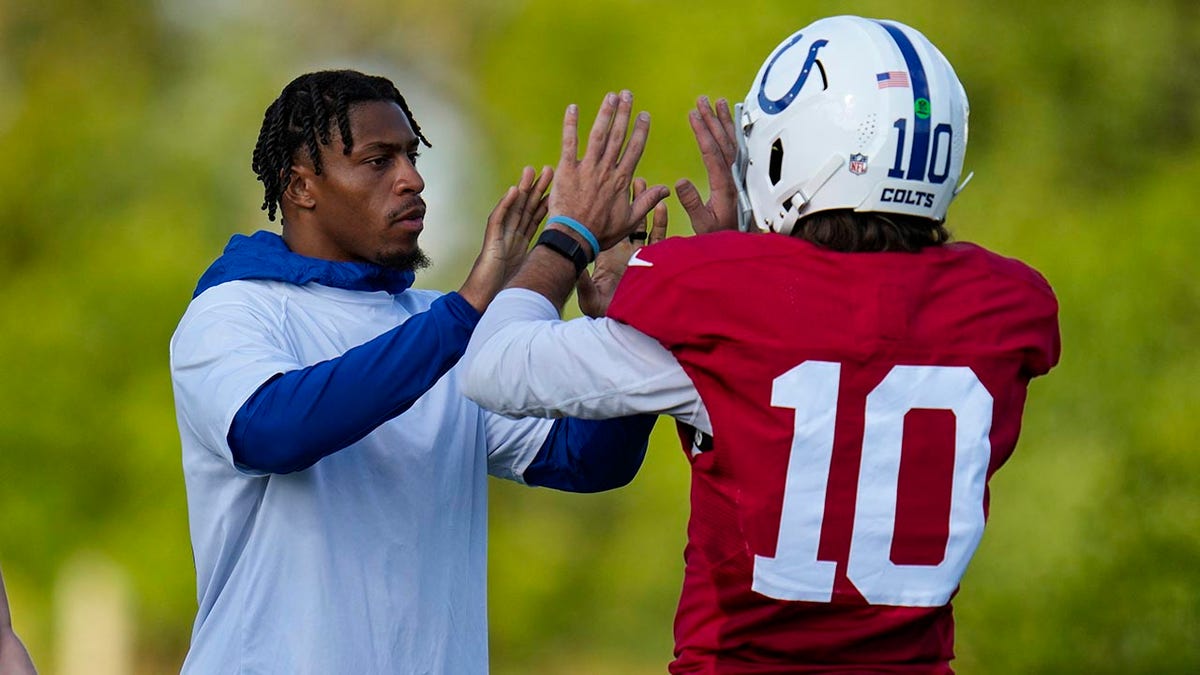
[172,281,291,357]
[610,233,805,334]
[944,242,1057,302]
[621,231,815,287]
[178,280,290,330]
[635,231,809,266]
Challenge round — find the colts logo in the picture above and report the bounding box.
[849,153,869,175]
[757,34,830,115]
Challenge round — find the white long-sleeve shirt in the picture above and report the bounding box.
[172,281,551,675]
[463,288,712,434]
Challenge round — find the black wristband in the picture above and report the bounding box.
[535,229,590,277]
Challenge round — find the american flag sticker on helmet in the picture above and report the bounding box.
[876,71,910,88]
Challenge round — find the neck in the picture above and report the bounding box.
[280,217,351,262]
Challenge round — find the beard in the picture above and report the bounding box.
[375,246,431,272]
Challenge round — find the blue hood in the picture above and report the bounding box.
[193,230,416,298]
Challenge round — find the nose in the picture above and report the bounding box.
[393,157,425,195]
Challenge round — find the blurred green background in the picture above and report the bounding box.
[0,0,1196,672]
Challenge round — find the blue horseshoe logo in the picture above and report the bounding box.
[757,35,830,115]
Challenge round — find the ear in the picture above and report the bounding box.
[282,165,318,210]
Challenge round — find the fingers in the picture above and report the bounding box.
[688,109,719,166]
[602,90,634,163]
[697,97,736,169]
[632,178,647,215]
[488,185,518,229]
[715,98,738,160]
[508,166,535,221]
[628,178,649,242]
[649,200,668,244]
[518,165,535,191]
[533,165,554,197]
[585,92,618,163]
[560,103,579,164]
[519,167,553,238]
[617,111,651,179]
[690,107,735,195]
[568,90,648,177]
[629,183,670,229]
[529,166,553,221]
[552,90,654,250]
[675,178,705,220]
[492,165,552,239]
[675,177,714,235]
[511,164,535,206]
[530,197,549,232]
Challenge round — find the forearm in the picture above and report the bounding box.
[229,292,480,473]
[507,226,588,312]
[465,289,708,426]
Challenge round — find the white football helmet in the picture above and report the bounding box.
[734,16,971,233]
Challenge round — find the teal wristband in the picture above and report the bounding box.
[546,215,599,262]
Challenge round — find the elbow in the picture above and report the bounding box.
[525,416,654,493]
[461,345,513,414]
[584,448,644,492]
[229,410,318,475]
[247,452,315,476]
[553,442,646,493]
[459,361,489,408]
[230,436,308,475]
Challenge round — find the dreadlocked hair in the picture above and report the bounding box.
[251,69,432,221]
[792,209,951,253]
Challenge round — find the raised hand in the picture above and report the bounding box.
[459,165,554,312]
[578,178,668,318]
[548,90,669,255]
[675,96,740,234]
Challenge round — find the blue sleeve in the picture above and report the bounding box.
[228,293,480,474]
[522,415,657,493]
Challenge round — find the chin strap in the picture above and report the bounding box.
[734,103,756,232]
[954,171,975,196]
[777,155,845,234]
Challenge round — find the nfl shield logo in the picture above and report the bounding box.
[849,153,868,175]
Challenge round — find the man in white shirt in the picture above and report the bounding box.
[170,70,667,674]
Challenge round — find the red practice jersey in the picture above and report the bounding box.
[607,231,1060,674]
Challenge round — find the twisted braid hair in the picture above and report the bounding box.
[251,70,432,221]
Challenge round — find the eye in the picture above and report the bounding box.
[407,151,421,165]
[366,156,391,168]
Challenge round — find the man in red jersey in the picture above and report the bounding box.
[465,15,1060,674]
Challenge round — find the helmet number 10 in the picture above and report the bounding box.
[887,118,954,184]
[751,361,992,607]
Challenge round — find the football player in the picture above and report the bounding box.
[465,15,1060,673]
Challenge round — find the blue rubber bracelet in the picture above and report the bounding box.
[546,215,600,262]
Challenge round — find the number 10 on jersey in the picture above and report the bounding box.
[752,361,994,607]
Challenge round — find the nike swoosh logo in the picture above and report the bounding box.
[628,250,654,267]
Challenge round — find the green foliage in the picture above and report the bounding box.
[0,0,1195,672]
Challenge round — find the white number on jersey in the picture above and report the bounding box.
[752,361,993,607]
